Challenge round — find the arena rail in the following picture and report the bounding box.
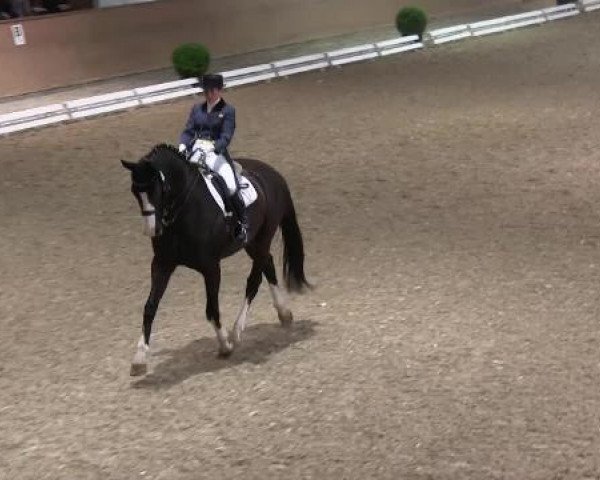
[273,53,330,77]
[468,10,547,37]
[581,0,600,12]
[376,35,424,56]
[0,104,70,135]
[134,78,201,105]
[542,3,581,20]
[326,44,380,66]
[65,90,140,119]
[222,64,277,88]
[0,0,597,137]
[429,25,472,45]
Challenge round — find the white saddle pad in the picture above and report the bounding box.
[202,172,258,215]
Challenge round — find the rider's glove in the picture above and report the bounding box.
[178,143,188,155]
[193,139,215,155]
[189,149,206,165]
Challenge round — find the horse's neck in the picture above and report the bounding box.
[168,162,216,219]
[156,156,189,193]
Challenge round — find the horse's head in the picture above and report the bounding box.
[121,157,167,238]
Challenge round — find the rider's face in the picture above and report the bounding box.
[204,88,221,105]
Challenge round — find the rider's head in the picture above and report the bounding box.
[201,74,224,105]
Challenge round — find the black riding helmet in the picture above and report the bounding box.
[201,74,224,90]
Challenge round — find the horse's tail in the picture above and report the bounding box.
[281,197,310,293]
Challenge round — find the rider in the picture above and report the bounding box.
[178,73,248,243]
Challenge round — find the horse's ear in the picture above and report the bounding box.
[121,160,136,171]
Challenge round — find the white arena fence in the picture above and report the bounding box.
[429,3,581,44]
[581,0,600,11]
[0,1,596,136]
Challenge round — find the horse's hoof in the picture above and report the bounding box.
[130,363,148,376]
[230,328,242,345]
[278,309,294,328]
[217,349,233,359]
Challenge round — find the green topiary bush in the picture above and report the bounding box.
[172,43,211,79]
[395,6,428,39]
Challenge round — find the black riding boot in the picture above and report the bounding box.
[229,191,248,244]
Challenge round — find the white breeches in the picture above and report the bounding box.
[204,152,237,196]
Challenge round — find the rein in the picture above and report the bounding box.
[161,167,202,227]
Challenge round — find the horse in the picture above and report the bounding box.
[121,144,310,376]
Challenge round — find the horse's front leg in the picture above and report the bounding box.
[204,264,233,357]
[131,257,175,376]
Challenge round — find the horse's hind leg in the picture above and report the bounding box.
[232,258,264,344]
[131,258,175,376]
[263,254,293,327]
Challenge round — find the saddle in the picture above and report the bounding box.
[197,161,258,216]
[233,160,244,177]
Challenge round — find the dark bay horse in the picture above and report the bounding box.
[121,144,309,376]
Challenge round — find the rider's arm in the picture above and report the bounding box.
[179,105,198,149]
[214,105,236,155]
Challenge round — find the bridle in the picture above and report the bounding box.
[132,179,157,218]
[133,167,201,229]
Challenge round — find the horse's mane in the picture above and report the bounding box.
[149,143,184,159]
[142,143,187,168]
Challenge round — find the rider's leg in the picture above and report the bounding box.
[207,153,248,243]
[206,152,236,194]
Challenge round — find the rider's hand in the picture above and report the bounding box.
[178,143,187,154]
[193,139,215,155]
[189,149,206,165]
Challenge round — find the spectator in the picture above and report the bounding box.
[41,0,59,12]
[1,0,72,17]
[0,0,16,17]
[11,0,29,16]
